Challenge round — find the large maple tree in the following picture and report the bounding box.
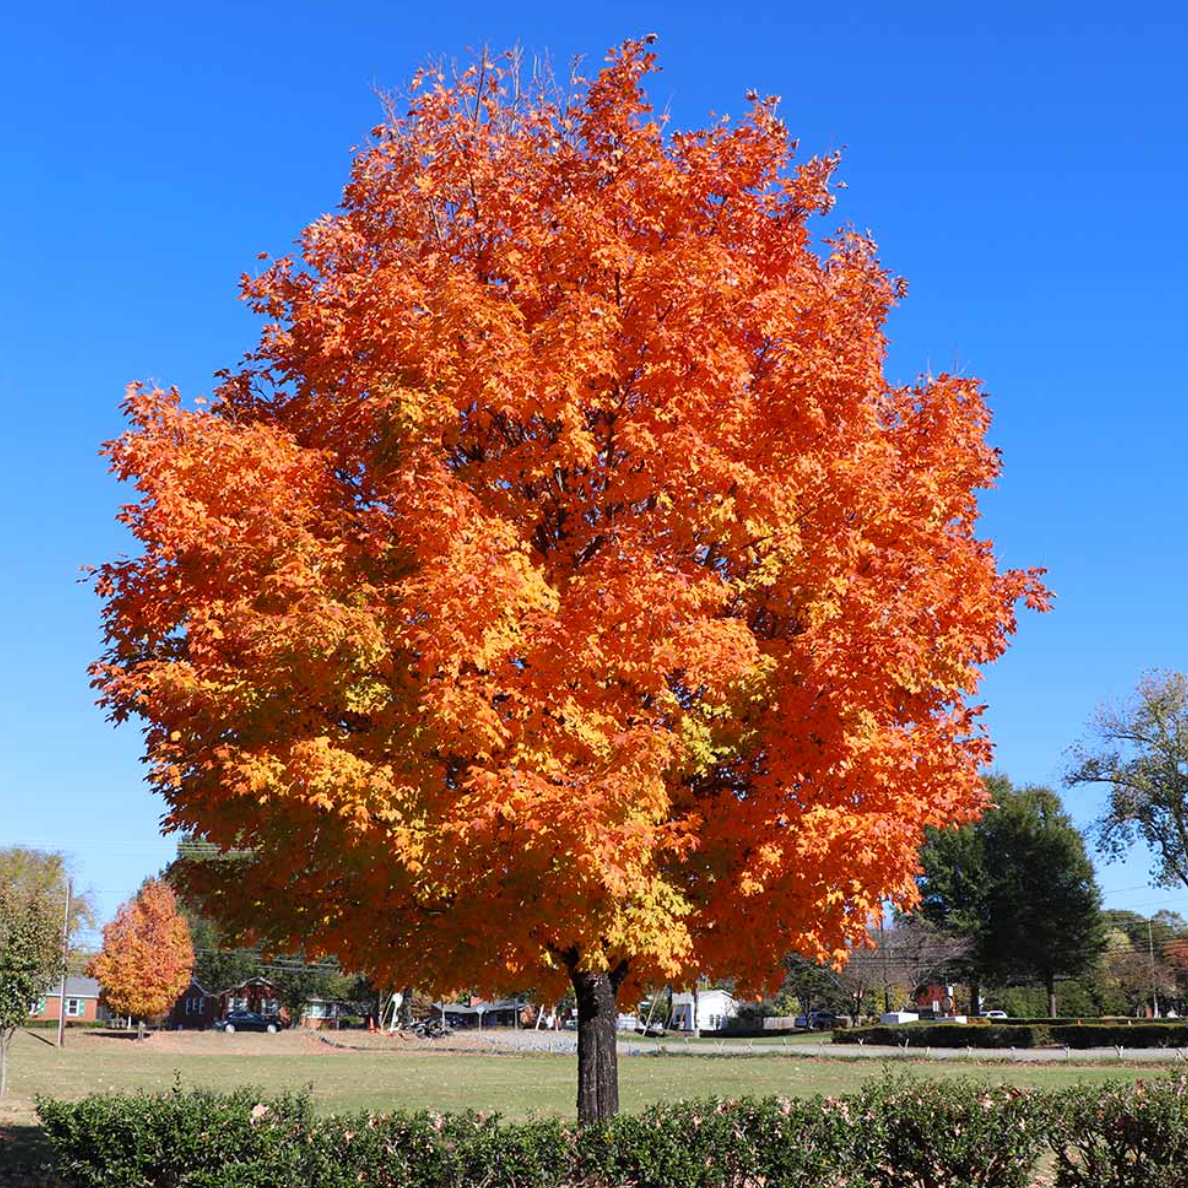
[93,39,1046,1119]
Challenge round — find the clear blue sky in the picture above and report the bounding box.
[2,1,1186,943]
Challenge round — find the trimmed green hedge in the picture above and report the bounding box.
[39,1075,1158,1188]
[23,1019,108,1030]
[834,1022,1188,1049]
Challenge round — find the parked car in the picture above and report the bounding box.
[794,1011,834,1030]
[981,1009,1008,1020]
[213,1010,281,1034]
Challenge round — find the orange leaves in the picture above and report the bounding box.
[92,39,1045,1006]
[87,879,193,1020]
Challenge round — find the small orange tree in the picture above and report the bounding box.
[88,878,193,1025]
[92,39,1046,1118]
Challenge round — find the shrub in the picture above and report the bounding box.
[22,1019,107,1030]
[834,1024,1050,1048]
[576,1096,859,1187]
[33,1077,1188,1188]
[1048,1074,1188,1188]
[36,1083,313,1188]
[1051,1023,1188,1049]
[856,1076,1046,1188]
[834,1022,1188,1049]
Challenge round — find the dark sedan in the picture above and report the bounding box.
[212,1010,281,1033]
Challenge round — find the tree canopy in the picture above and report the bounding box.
[1067,669,1188,890]
[91,39,1045,1117]
[0,847,94,958]
[0,881,63,1097]
[88,878,194,1022]
[918,775,1104,1015]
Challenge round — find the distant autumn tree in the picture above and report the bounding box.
[88,878,193,1026]
[91,39,1045,1120]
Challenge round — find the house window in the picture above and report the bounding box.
[29,997,46,1016]
[65,998,85,1018]
[261,998,279,1017]
[231,995,248,1011]
[185,996,204,1016]
[305,1001,330,1019]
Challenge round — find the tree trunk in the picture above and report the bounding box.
[1046,972,1057,1019]
[1,1028,10,1098]
[571,968,622,1125]
[970,979,981,1016]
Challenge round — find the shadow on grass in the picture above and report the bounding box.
[0,1121,61,1188]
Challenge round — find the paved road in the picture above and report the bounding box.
[451,1029,1188,1064]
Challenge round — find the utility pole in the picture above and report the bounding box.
[55,878,72,1048]
[1149,918,1161,1019]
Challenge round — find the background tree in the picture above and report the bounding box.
[1100,908,1188,1016]
[91,39,1046,1120]
[265,955,356,1023]
[780,954,852,1021]
[0,885,63,1097]
[88,878,194,1029]
[0,847,95,968]
[919,775,1105,1016]
[779,919,967,1022]
[180,909,258,995]
[878,918,971,1012]
[1068,670,1188,890]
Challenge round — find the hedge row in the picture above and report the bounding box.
[834,1022,1188,1049]
[23,1020,108,1031]
[36,1074,1188,1188]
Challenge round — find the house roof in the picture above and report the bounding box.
[59,976,100,998]
[671,989,736,1007]
[435,997,524,1014]
[222,976,278,994]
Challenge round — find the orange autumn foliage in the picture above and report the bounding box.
[87,878,193,1020]
[92,40,1047,1006]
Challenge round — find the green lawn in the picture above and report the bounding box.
[0,1028,1172,1185]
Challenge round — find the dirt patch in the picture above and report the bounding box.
[80,1028,334,1059]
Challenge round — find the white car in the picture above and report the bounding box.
[981,1010,1008,1020]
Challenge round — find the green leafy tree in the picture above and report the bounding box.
[0,886,63,1097]
[0,847,94,967]
[266,957,353,1022]
[1067,670,1188,890]
[181,910,258,994]
[918,774,1106,1016]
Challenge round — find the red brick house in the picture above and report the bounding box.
[167,979,222,1029]
[166,974,371,1030]
[27,976,105,1024]
[167,975,285,1029]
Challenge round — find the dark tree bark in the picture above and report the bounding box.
[570,963,627,1124]
[969,978,981,1016]
[1045,971,1057,1019]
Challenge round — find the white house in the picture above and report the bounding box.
[669,988,738,1032]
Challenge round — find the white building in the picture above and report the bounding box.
[669,988,738,1032]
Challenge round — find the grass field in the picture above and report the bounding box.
[0,1028,1173,1185]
